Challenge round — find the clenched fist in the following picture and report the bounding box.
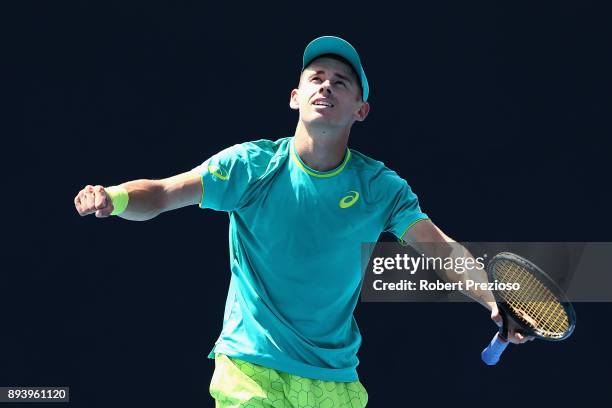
[74,185,114,218]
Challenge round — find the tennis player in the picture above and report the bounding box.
[74,36,531,407]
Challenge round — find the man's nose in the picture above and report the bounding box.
[318,81,333,95]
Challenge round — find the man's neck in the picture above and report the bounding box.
[293,121,350,172]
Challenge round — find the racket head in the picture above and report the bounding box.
[487,252,576,341]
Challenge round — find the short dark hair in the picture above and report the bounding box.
[299,53,363,99]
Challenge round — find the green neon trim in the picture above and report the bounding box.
[398,218,430,246]
[290,139,351,178]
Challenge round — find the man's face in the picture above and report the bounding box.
[290,57,369,130]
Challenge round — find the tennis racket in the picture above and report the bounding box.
[481,252,576,365]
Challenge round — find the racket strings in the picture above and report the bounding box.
[493,260,569,338]
[500,263,566,336]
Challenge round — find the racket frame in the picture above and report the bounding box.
[488,252,576,342]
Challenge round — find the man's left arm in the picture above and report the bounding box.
[401,219,532,344]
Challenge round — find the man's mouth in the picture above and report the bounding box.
[312,99,334,108]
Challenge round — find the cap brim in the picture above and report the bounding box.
[302,36,369,101]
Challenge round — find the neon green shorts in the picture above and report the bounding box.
[209,353,368,408]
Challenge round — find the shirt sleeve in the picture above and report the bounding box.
[383,172,429,241]
[191,143,260,212]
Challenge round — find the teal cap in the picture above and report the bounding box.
[302,36,369,102]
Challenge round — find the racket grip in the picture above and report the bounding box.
[481,332,509,365]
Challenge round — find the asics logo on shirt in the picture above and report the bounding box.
[208,164,230,180]
[339,191,360,208]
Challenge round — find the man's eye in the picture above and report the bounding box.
[336,81,346,87]
[311,77,322,83]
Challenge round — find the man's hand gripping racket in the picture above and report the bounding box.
[481,252,576,365]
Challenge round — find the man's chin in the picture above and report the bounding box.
[303,114,341,127]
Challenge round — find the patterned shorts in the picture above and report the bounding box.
[209,353,368,408]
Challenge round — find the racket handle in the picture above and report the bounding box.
[481,332,509,365]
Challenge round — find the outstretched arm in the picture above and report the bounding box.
[401,219,495,309]
[74,171,202,221]
[401,219,532,344]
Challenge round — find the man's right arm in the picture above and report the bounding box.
[74,171,202,221]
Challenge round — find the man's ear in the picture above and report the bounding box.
[289,89,300,110]
[353,101,370,122]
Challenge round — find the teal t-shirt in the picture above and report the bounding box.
[192,136,428,382]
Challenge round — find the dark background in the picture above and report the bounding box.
[4,1,612,407]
